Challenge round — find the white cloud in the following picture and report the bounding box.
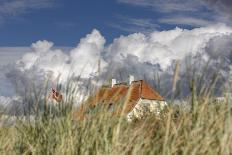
[70,29,107,78]
[0,0,54,15]
[16,29,107,83]
[106,24,232,70]
[5,24,232,87]
[0,0,55,24]
[0,47,31,66]
[104,23,232,97]
[2,29,106,106]
[1,24,232,110]
[118,0,205,12]
[110,15,159,33]
[0,47,32,96]
[118,0,232,26]
[159,16,216,27]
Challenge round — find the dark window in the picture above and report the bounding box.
[108,103,114,112]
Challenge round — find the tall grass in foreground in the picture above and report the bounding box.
[0,58,231,154]
[0,98,232,155]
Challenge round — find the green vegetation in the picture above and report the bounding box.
[0,98,232,155]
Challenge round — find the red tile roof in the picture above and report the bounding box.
[87,80,164,113]
[140,80,164,100]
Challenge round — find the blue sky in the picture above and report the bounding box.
[0,0,150,46]
[1,0,231,46]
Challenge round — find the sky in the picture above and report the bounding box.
[0,0,232,46]
[0,0,232,112]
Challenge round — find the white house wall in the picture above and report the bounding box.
[127,98,167,122]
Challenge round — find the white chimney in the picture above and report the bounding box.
[129,75,134,85]
[112,79,117,87]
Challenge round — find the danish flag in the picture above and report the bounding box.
[51,88,63,102]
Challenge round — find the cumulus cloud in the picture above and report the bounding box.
[70,29,107,78]
[5,24,232,89]
[0,47,31,96]
[106,24,232,70]
[1,24,232,115]
[3,29,106,109]
[0,47,31,66]
[16,29,106,82]
[104,23,232,97]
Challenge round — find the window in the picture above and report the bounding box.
[108,103,114,112]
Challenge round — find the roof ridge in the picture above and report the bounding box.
[114,82,128,86]
[131,80,143,83]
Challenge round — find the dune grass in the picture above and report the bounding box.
[0,59,231,154]
[0,97,232,155]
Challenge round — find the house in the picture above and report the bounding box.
[86,76,167,121]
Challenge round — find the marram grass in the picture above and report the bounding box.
[0,99,232,155]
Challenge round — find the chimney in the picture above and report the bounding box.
[112,79,117,87]
[129,75,134,85]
